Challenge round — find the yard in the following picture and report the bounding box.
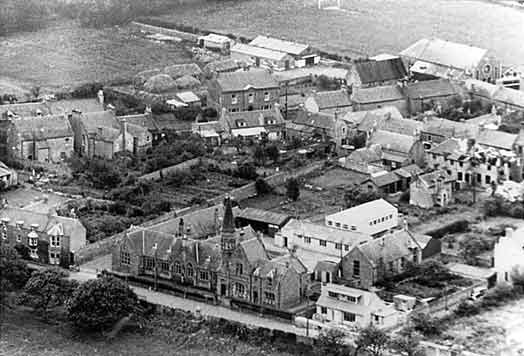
[0,20,193,94]
[2,186,73,214]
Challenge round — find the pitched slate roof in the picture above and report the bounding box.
[216,70,279,92]
[46,98,104,115]
[368,130,416,154]
[342,106,403,126]
[476,129,517,151]
[240,237,269,265]
[422,117,479,139]
[311,90,351,110]
[12,115,73,140]
[352,85,404,104]
[429,138,468,156]
[0,101,52,118]
[354,229,421,267]
[237,207,291,227]
[400,38,488,70]
[223,109,284,130]
[81,111,121,140]
[394,164,423,178]
[492,86,524,109]
[293,110,335,131]
[119,114,158,131]
[357,112,422,136]
[406,79,459,99]
[231,43,289,62]
[369,171,401,187]
[353,58,407,85]
[249,35,309,56]
[418,169,455,187]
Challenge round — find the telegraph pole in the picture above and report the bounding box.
[285,82,289,121]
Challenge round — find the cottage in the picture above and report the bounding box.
[351,85,408,116]
[249,35,319,67]
[367,130,425,170]
[340,228,423,289]
[192,120,224,146]
[400,38,501,82]
[348,58,408,88]
[231,43,294,71]
[236,208,291,237]
[409,169,455,208]
[219,106,284,140]
[494,227,524,285]
[304,89,352,114]
[0,207,87,266]
[405,79,461,115]
[342,106,403,129]
[287,110,350,147]
[356,111,422,138]
[316,283,400,329]
[208,70,280,112]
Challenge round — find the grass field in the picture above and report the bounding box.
[0,20,193,93]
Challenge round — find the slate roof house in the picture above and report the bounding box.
[352,85,408,116]
[405,79,461,115]
[1,207,87,266]
[304,89,352,114]
[286,110,350,147]
[367,130,425,170]
[112,198,310,312]
[356,111,422,138]
[400,38,501,82]
[219,106,285,140]
[466,79,524,112]
[420,116,479,150]
[348,58,408,88]
[208,70,280,112]
[409,169,455,208]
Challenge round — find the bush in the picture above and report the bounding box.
[286,178,300,201]
[67,276,139,332]
[255,178,272,195]
[410,313,443,337]
[480,284,518,308]
[454,300,481,317]
[426,219,469,238]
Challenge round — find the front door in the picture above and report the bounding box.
[220,283,227,296]
[253,291,258,304]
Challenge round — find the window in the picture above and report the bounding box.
[328,291,338,298]
[335,243,342,250]
[412,248,418,263]
[235,263,243,275]
[351,225,356,231]
[344,244,349,251]
[400,257,406,269]
[264,92,270,101]
[174,261,182,274]
[343,312,356,322]
[50,235,60,248]
[267,277,273,287]
[353,260,360,277]
[121,251,130,265]
[29,237,38,247]
[319,240,327,247]
[381,217,385,222]
[264,292,275,305]
[327,221,333,226]
[487,165,491,171]
[248,93,254,103]
[16,235,21,243]
[187,263,194,278]
[459,162,463,168]
[304,236,311,244]
[458,172,463,181]
[388,261,394,272]
[342,224,348,230]
[320,306,327,314]
[335,222,341,228]
[199,270,209,281]
[146,136,150,142]
[234,283,246,297]
[160,261,170,273]
[231,94,238,104]
[230,108,239,113]
[49,252,60,265]
[485,175,491,184]
[144,257,155,271]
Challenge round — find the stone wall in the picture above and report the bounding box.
[129,21,199,42]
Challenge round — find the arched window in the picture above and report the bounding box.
[187,263,194,278]
[174,261,182,274]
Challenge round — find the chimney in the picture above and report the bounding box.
[145,105,152,117]
[403,218,408,231]
[505,227,513,239]
[97,90,104,106]
[121,117,128,151]
[30,223,39,231]
[107,104,115,114]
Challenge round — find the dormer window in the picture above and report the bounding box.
[264,92,270,101]
[231,94,238,105]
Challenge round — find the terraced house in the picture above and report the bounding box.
[112,198,310,313]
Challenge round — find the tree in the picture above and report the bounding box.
[347,132,367,149]
[315,328,351,356]
[354,325,389,356]
[67,275,139,332]
[0,246,31,305]
[265,144,280,163]
[286,178,300,201]
[410,312,443,337]
[255,178,272,195]
[389,328,425,356]
[253,145,266,166]
[30,86,41,100]
[18,268,78,318]
[344,186,382,208]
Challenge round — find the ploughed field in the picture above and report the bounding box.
[0,21,192,93]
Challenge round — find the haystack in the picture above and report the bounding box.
[174,75,201,90]
[143,74,177,93]
[133,68,161,89]
[164,63,202,80]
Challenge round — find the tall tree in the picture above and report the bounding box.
[389,328,425,356]
[354,325,389,356]
[286,178,300,201]
[0,246,31,306]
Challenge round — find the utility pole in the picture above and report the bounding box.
[285,82,289,121]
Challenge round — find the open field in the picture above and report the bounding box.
[148,0,524,64]
[0,21,193,93]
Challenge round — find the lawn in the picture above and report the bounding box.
[0,307,294,356]
[0,20,193,93]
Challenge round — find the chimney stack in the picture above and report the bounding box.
[97,90,104,106]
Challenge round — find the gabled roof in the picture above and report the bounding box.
[119,114,158,132]
[342,106,403,126]
[0,101,51,118]
[216,69,279,92]
[394,164,423,178]
[348,146,383,164]
[198,33,232,44]
[357,112,422,136]
[293,110,335,131]
[429,138,469,156]
[326,199,396,223]
[400,38,488,70]
[368,130,416,154]
[476,129,517,151]
[237,207,291,226]
[353,229,421,267]
[406,79,459,99]
[369,171,401,187]
[176,91,200,103]
[310,89,352,110]
[352,85,404,104]
[492,86,524,109]
[409,61,466,80]
[81,111,121,140]
[231,43,290,62]
[223,109,284,130]
[465,79,499,99]
[249,35,310,56]
[353,58,407,84]
[46,98,104,115]
[421,117,479,139]
[12,115,73,140]
[240,237,269,265]
[417,169,455,187]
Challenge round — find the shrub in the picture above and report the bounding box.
[480,284,517,308]
[315,328,350,356]
[454,300,481,317]
[255,178,272,195]
[410,312,443,337]
[286,178,300,201]
[425,219,469,238]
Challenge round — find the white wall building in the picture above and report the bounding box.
[325,199,398,236]
[494,227,524,284]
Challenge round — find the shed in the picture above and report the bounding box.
[236,207,291,237]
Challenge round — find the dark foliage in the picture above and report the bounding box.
[286,178,300,201]
[425,219,469,238]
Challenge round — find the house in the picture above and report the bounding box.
[208,70,280,112]
[231,43,295,71]
[249,35,319,67]
[286,110,350,147]
[0,207,87,266]
[219,106,285,140]
[192,120,224,146]
[325,199,398,236]
[197,33,233,54]
[120,111,163,146]
[315,283,401,329]
[409,169,455,208]
[467,79,524,111]
[0,161,18,188]
[352,85,408,116]
[69,111,152,159]
[495,64,524,90]
[367,130,426,170]
[400,38,501,82]
[494,227,524,285]
[405,79,462,115]
[236,208,291,237]
[304,89,352,114]
[348,58,408,88]
[342,106,403,129]
[112,197,310,312]
[340,228,423,289]
[45,97,105,118]
[420,116,479,150]
[8,115,74,162]
[356,111,422,138]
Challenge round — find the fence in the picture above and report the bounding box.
[129,21,199,42]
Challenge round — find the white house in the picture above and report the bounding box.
[315,283,401,329]
[494,227,524,284]
[325,199,398,236]
[197,33,233,54]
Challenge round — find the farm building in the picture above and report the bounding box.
[198,33,233,54]
[231,43,294,71]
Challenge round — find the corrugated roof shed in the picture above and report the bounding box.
[326,199,396,223]
[237,207,291,226]
[231,43,289,61]
[250,35,309,56]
